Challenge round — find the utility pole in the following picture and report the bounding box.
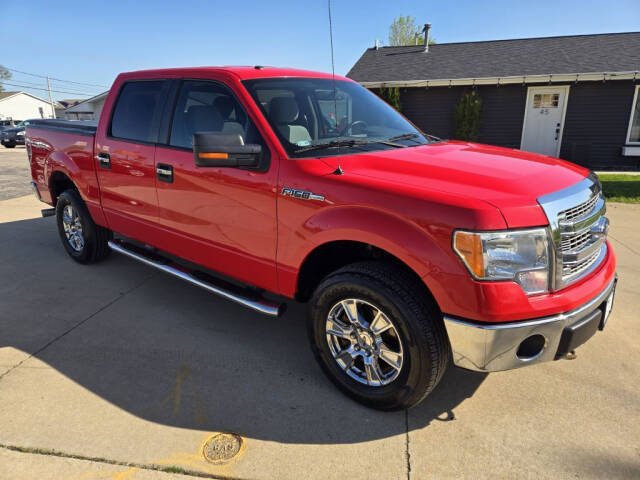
[46,76,56,119]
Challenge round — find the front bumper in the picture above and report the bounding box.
[443,276,617,372]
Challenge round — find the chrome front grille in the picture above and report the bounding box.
[559,194,599,223]
[562,247,601,278]
[538,174,609,290]
[560,230,592,253]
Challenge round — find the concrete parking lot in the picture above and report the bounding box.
[0,146,32,200]
[0,147,639,479]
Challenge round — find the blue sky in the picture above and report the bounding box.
[1,0,638,100]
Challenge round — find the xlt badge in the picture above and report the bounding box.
[281,187,325,202]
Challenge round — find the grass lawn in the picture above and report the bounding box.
[597,174,640,204]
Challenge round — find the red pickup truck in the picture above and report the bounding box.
[26,66,617,410]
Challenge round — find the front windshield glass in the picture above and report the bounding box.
[243,78,432,158]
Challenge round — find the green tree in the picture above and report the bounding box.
[389,16,436,46]
[0,65,11,92]
[378,87,401,111]
[453,90,482,141]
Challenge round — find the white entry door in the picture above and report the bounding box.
[521,86,569,157]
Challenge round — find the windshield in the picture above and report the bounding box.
[243,78,432,158]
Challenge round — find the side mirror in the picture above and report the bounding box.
[193,132,262,168]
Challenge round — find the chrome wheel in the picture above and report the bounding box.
[62,204,84,252]
[325,298,404,387]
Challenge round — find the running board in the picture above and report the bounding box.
[108,240,284,317]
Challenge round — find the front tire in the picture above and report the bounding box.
[308,261,450,410]
[56,189,112,264]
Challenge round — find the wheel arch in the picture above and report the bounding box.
[49,170,77,204]
[287,206,454,306]
[46,150,83,204]
[295,239,441,308]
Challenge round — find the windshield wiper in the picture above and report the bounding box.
[370,139,406,148]
[295,138,407,154]
[388,132,419,142]
[388,132,441,144]
[294,139,371,154]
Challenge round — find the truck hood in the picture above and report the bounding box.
[320,140,588,228]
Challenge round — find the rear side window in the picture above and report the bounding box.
[110,81,165,143]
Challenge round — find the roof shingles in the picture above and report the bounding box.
[347,32,640,83]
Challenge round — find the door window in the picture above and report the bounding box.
[533,93,559,108]
[169,81,261,149]
[110,81,165,143]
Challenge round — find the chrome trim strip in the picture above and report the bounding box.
[29,181,42,202]
[563,236,605,264]
[443,276,616,372]
[108,240,283,317]
[559,197,605,233]
[563,243,607,286]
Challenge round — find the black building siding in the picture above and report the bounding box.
[390,81,638,170]
[400,87,462,139]
[398,84,527,149]
[476,85,527,149]
[560,81,638,170]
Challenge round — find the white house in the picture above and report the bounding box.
[0,91,56,121]
[63,91,108,120]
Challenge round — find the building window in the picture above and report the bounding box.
[627,85,640,144]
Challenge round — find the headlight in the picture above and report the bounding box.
[453,228,551,295]
[17,131,25,136]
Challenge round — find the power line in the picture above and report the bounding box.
[50,79,104,92]
[5,76,99,95]
[4,67,110,88]
[0,78,46,88]
[1,81,97,97]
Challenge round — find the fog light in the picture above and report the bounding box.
[516,334,546,360]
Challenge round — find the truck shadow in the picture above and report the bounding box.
[0,216,487,445]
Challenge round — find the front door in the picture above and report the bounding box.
[152,79,279,292]
[521,86,569,157]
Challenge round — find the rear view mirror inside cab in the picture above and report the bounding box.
[193,132,262,169]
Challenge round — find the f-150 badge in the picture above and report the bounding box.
[281,187,325,202]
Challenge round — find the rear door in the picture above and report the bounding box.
[95,79,170,240]
[152,79,279,291]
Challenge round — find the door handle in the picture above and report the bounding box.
[555,127,561,141]
[96,152,110,169]
[156,163,173,183]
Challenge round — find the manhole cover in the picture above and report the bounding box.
[202,433,243,464]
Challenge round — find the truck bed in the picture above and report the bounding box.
[27,119,99,210]
[27,118,97,136]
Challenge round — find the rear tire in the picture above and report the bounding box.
[308,261,450,410]
[56,189,112,264]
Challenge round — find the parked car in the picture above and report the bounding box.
[1,120,31,148]
[0,119,19,131]
[26,67,617,410]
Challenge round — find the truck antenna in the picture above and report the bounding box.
[327,0,338,133]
